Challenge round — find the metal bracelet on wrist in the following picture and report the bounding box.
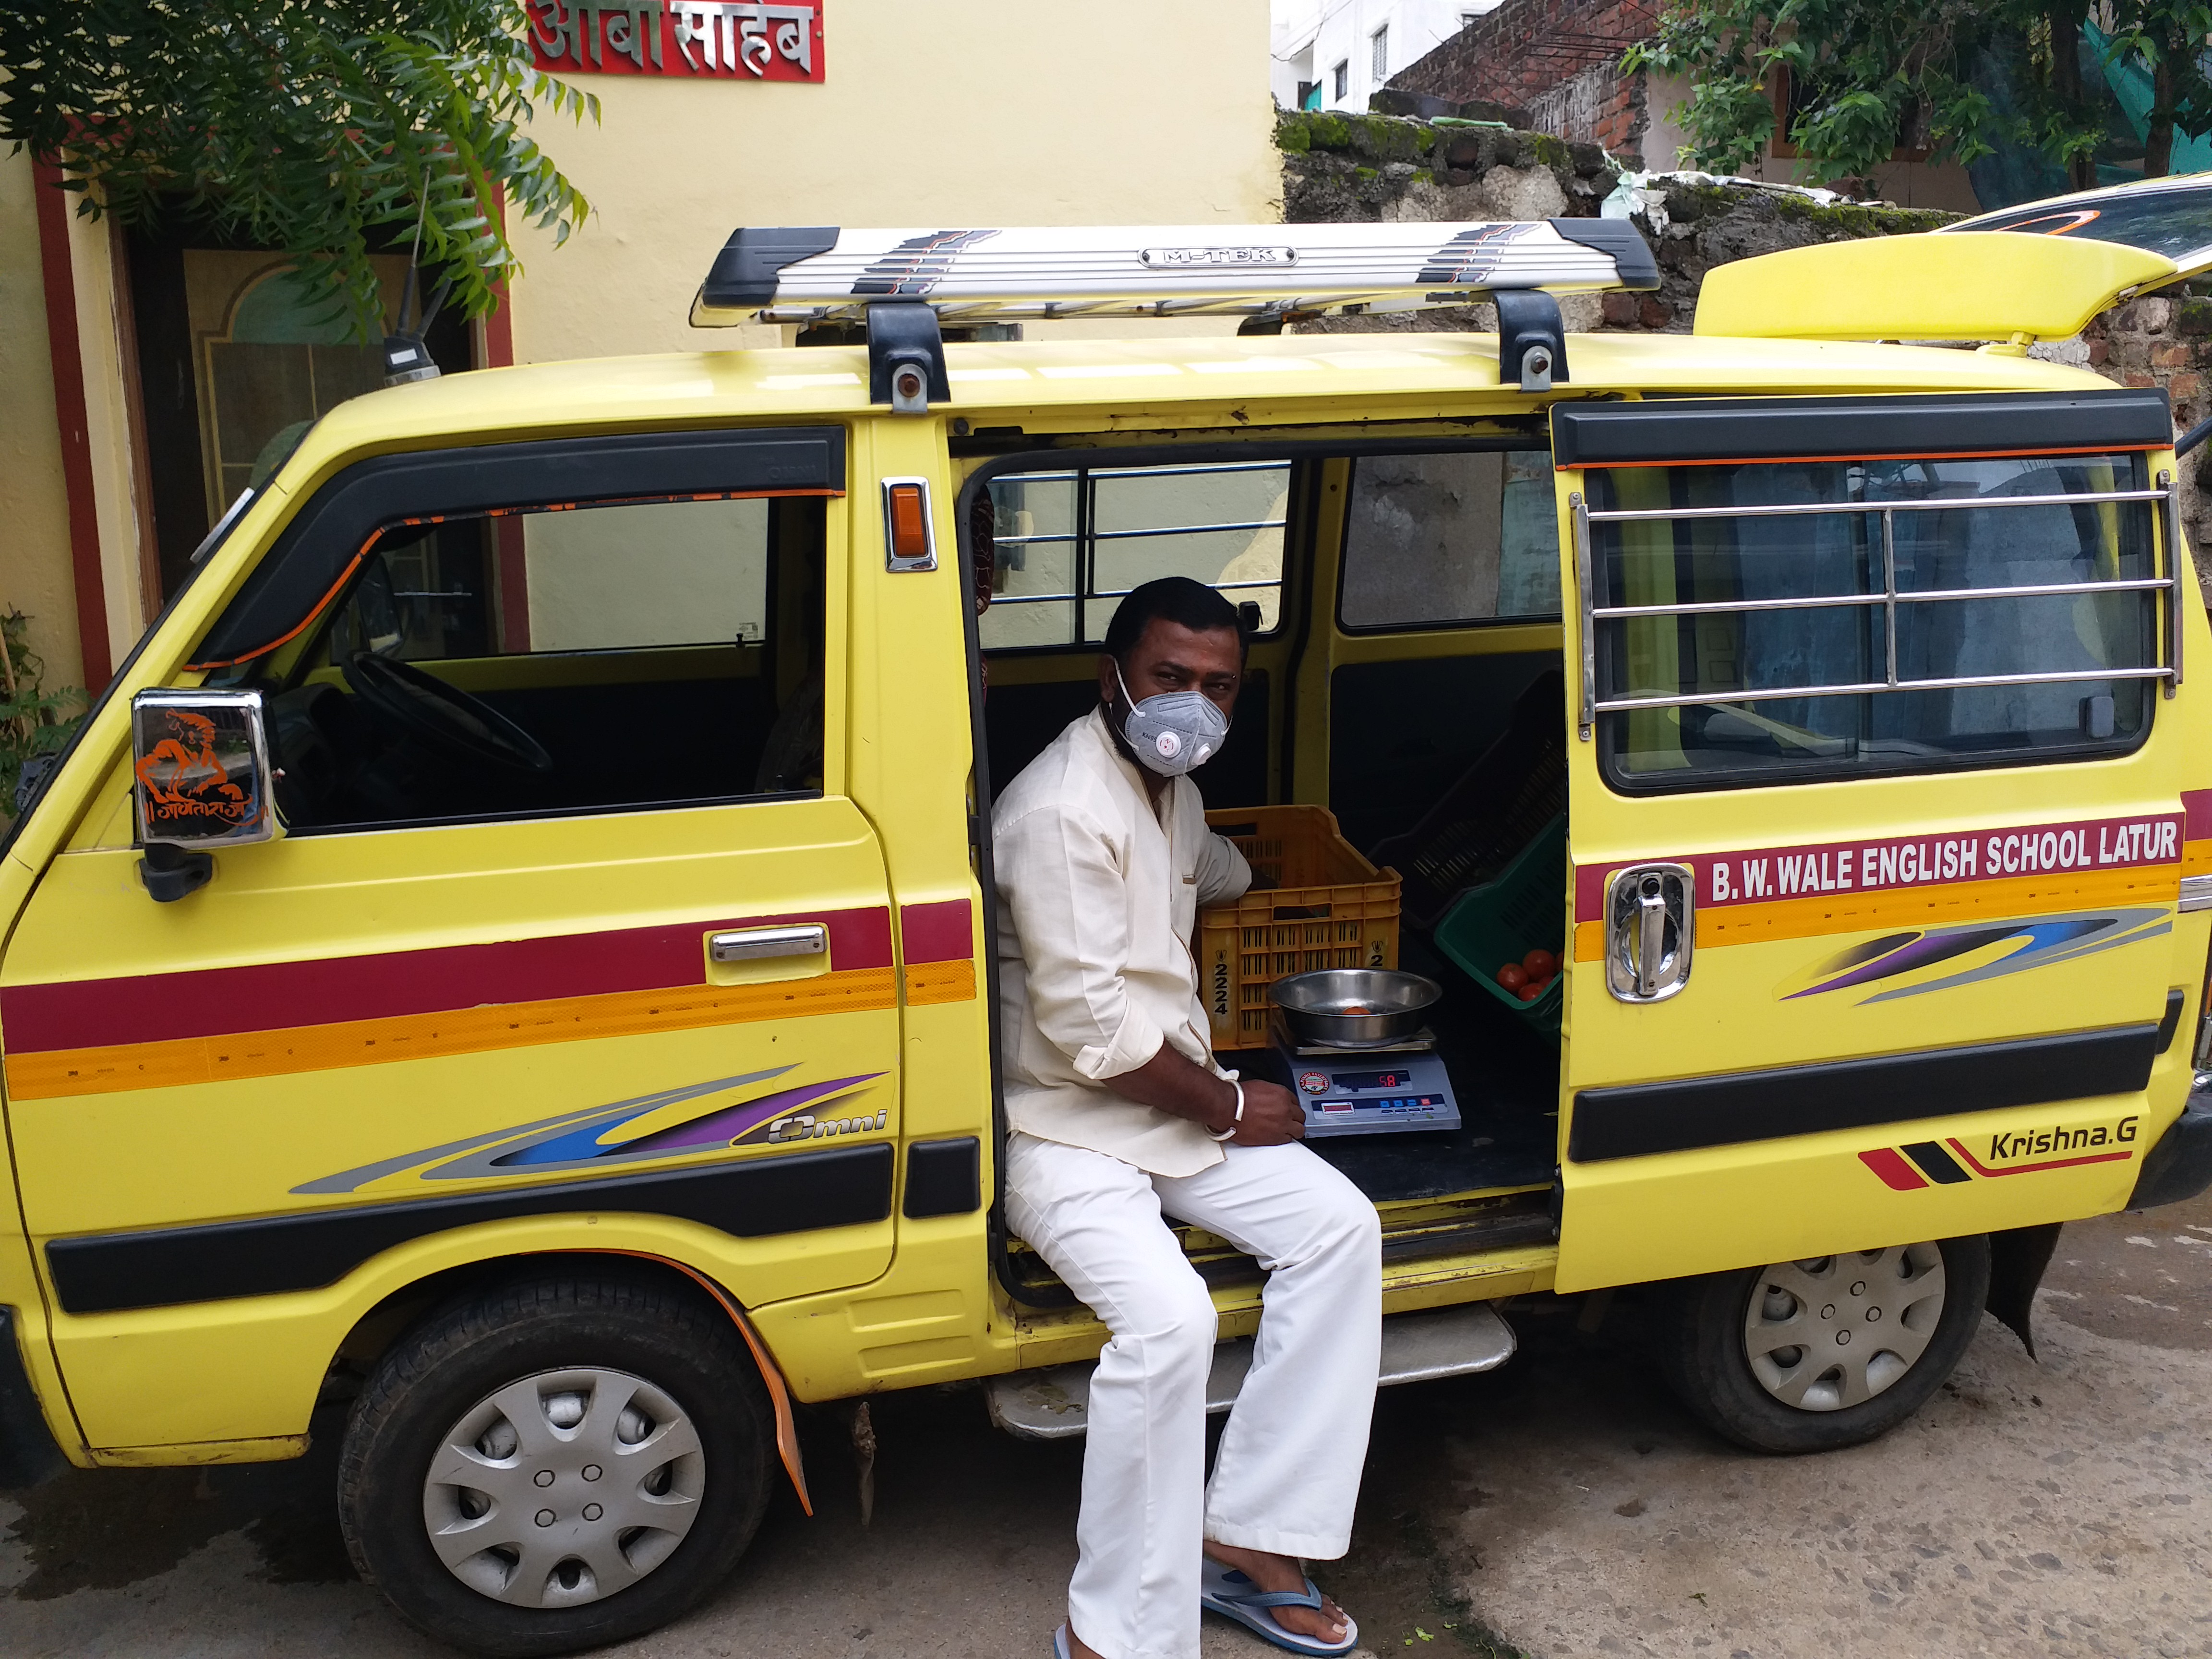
[1209,1079,1244,1141]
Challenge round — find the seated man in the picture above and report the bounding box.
[992,576,1382,1659]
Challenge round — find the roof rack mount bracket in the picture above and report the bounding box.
[1495,289,1566,393]
[868,302,950,415]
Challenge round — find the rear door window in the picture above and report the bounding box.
[1583,451,2166,789]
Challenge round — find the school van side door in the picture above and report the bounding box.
[1551,392,2198,1292]
[0,427,904,1453]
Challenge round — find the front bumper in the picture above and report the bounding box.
[2127,1082,2212,1210]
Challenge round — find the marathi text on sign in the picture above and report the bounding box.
[527,0,824,80]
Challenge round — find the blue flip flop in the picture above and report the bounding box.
[1051,1624,1072,1659]
[1200,1560,1360,1657]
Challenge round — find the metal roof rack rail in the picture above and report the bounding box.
[689,220,1659,408]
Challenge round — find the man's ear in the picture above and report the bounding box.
[1097,652,1120,706]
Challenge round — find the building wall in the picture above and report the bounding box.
[505,0,1280,365]
[0,152,87,695]
[1270,0,1487,114]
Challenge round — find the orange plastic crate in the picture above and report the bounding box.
[1199,805,1401,1050]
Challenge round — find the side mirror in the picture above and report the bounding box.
[130,688,275,902]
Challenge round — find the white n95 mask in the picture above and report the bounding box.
[1114,662,1230,777]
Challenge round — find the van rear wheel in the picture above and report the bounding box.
[1651,1235,1991,1454]
[337,1270,774,1658]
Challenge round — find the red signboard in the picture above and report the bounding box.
[527,0,825,81]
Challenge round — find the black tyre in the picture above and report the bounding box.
[1651,1235,1992,1455]
[337,1270,774,1658]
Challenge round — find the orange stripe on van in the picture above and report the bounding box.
[903,959,977,1006]
[1571,864,2180,962]
[4,966,899,1102]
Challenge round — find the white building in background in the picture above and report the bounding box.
[1270,0,1500,112]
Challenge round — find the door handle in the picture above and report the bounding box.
[709,924,827,963]
[1606,864,1694,1004]
[1635,887,1668,998]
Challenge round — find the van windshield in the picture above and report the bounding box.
[1586,452,2163,790]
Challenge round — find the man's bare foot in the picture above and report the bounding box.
[1066,1625,1104,1659]
[1205,1543,1351,1646]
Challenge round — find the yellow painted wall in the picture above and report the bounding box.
[503,0,1281,362]
[0,151,86,696]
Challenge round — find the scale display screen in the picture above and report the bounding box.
[1333,1069,1419,1093]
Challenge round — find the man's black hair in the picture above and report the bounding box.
[1102,576,1244,666]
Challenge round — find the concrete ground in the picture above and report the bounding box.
[3,1192,2209,1659]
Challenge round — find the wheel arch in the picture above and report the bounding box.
[326,1246,812,1514]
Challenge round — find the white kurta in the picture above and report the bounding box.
[992,705,1251,1178]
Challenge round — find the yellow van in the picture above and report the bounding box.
[5,181,2212,1653]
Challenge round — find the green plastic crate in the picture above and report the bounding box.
[1432,814,1568,1038]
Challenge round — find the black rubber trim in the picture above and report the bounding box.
[1551,389,2174,469]
[46,1144,893,1316]
[1568,1024,2160,1163]
[698,226,839,310]
[2158,987,2187,1052]
[193,428,847,665]
[2128,1090,2212,1209]
[1548,218,1659,291]
[903,1136,982,1218]
[0,1309,68,1490]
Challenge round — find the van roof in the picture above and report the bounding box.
[312,328,2117,456]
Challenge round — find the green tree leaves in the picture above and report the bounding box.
[1627,1,2212,187]
[0,1,597,341]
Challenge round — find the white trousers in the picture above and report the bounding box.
[1004,1131,1383,1659]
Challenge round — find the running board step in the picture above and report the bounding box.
[985,1301,1515,1442]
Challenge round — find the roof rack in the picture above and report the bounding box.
[689,221,1659,410]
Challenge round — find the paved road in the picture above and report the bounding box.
[3,1192,2209,1659]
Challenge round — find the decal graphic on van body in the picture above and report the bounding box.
[1781,907,2171,1004]
[295,1067,887,1195]
[1573,811,2186,962]
[1860,1115,2138,1190]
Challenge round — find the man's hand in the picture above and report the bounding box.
[1101,1046,1305,1144]
[1227,1078,1304,1145]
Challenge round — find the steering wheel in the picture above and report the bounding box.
[341,651,554,774]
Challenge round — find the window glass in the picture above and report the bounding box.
[258,492,823,831]
[979,460,1288,649]
[1339,450,1561,627]
[1588,453,2159,789]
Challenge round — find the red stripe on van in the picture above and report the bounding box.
[1858,1147,1929,1190]
[0,905,894,1054]
[2184,789,2212,841]
[900,899,974,964]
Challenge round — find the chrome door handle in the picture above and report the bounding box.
[1635,887,1667,998]
[1606,864,1694,1004]
[709,924,827,963]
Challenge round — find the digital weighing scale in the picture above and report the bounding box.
[1277,1025,1462,1139]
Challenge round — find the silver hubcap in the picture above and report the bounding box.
[1742,1245,1946,1412]
[422,1367,705,1607]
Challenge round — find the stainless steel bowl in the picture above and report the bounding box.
[1269,968,1442,1048]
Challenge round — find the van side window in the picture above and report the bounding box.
[1339,450,1561,628]
[1587,453,2160,789]
[980,460,1288,648]
[251,492,825,832]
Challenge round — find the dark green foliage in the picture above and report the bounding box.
[0,1,596,341]
[1627,2,2212,186]
[0,612,86,826]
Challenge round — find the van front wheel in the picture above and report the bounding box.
[1651,1235,1991,1455]
[337,1270,774,1658]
